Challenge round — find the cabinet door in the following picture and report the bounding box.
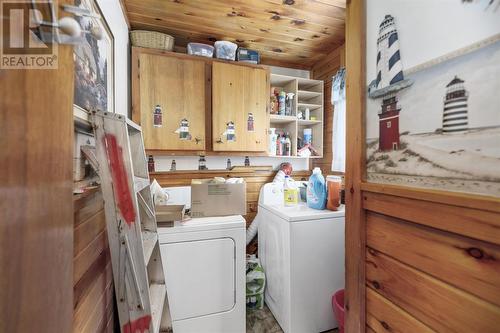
[212,62,268,152]
[134,52,207,151]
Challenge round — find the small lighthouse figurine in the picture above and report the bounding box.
[226,158,232,170]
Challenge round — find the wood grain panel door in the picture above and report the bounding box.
[134,51,208,151]
[0,1,74,331]
[345,1,500,333]
[212,62,268,152]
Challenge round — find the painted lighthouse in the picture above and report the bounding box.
[442,76,469,134]
[368,14,413,151]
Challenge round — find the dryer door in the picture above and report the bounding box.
[160,238,235,320]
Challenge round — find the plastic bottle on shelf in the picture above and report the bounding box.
[285,93,295,116]
[305,108,310,120]
[303,128,312,145]
[278,91,286,115]
[284,133,291,156]
[268,128,277,156]
[276,133,282,156]
[283,175,299,206]
[280,133,286,156]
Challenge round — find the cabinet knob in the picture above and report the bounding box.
[216,138,223,144]
[256,140,261,144]
[194,137,202,144]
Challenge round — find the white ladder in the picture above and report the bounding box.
[90,111,172,333]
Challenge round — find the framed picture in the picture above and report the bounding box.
[73,0,114,116]
[365,0,500,197]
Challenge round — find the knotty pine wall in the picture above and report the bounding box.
[151,169,310,253]
[311,44,345,174]
[73,188,115,333]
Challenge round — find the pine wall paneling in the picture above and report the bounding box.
[73,188,115,333]
[346,1,500,332]
[152,169,310,226]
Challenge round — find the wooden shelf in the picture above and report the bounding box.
[297,103,322,110]
[298,90,322,99]
[298,119,322,125]
[270,114,297,123]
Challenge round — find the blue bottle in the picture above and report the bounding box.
[306,167,327,210]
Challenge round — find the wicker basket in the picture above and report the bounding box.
[130,30,174,51]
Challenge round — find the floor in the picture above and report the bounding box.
[246,305,339,333]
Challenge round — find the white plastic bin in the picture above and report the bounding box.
[187,43,214,58]
[214,41,238,61]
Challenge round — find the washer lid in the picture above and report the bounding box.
[259,203,345,222]
[157,215,245,234]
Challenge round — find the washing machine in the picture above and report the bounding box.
[158,215,246,333]
[258,182,345,333]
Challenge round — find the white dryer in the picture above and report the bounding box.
[258,182,345,333]
[158,215,246,333]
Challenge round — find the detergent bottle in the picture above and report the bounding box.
[306,167,327,210]
[283,176,299,206]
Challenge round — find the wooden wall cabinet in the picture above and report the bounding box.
[133,48,270,154]
[132,49,209,151]
[212,62,269,152]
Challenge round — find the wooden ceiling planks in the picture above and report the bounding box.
[123,0,346,69]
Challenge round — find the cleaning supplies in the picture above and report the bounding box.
[284,175,299,206]
[269,128,277,156]
[284,133,291,156]
[303,128,312,145]
[285,92,295,116]
[278,91,286,115]
[307,167,327,210]
[305,107,310,120]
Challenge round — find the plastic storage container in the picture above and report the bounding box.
[332,289,345,333]
[306,167,327,210]
[326,175,342,211]
[187,43,214,58]
[237,48,260,63]
[214,41,238,60]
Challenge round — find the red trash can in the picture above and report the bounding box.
[332,289,345,333]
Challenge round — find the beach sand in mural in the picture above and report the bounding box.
[367,127,500,196]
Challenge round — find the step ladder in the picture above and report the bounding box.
[90,111,172,333]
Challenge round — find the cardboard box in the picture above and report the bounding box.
[156,205,185,226]
[191,179,246,218]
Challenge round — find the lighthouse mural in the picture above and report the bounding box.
[368,14,413,151]
[442,76,469,134]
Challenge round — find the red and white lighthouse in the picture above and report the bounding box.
[368,14,413,152]
[378,96,401,151]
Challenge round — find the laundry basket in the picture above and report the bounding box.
[332,289,345,333]
[130,30,174,51]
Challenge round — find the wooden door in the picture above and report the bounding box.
[0,1,74,332]
[345,1,500,333]
[132,49,208,151]
[212,62,268,152]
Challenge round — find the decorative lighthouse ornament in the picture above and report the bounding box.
[368,15,413,152]
[175,118,191,140]
[224,121,236,142]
